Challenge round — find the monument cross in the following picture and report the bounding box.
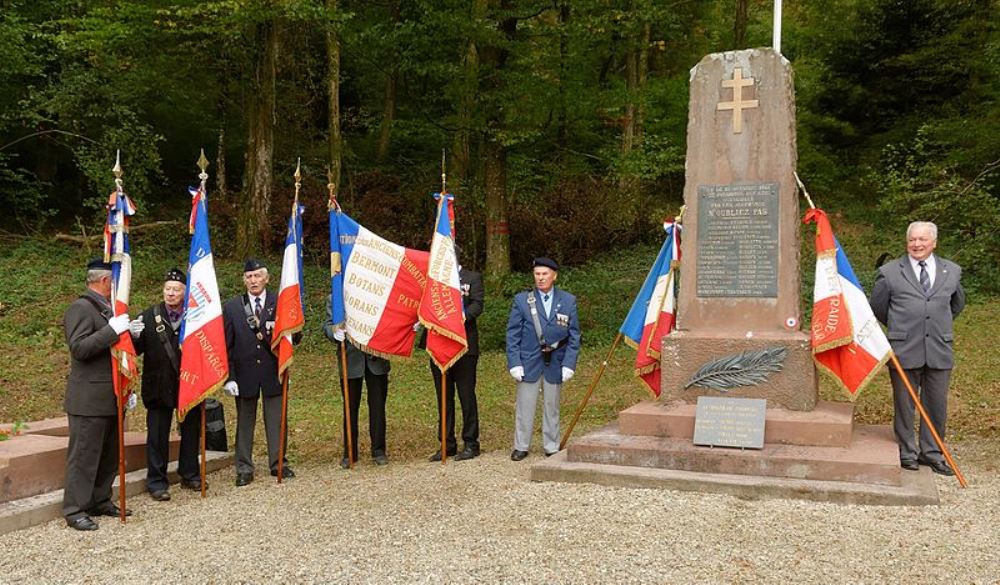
[716,67,759,134]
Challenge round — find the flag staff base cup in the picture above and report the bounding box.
[560,332,623,451]
[889,354,967,487]
[440,369,448,465]
[339,340,354,469]
[200,402,207,498]
[117,393,127,524]
[277,372,289,483]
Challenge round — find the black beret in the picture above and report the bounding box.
[532,257,559,271]
[243,258,267,272]
[164,268,187,285]
[86,258,113,271]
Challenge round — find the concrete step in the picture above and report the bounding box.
[0,450,234,536]
[619,400,855,447]
[567,422,902,486]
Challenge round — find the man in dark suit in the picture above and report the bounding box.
[323,299,391,467]
[62,258,134,530]
[506,257,581,461]
[222,259,294,486]
[129,268,201,501]
[422,250,484,462]
[870,221,965,476]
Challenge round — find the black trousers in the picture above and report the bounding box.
[430,353,480,453]
[146,405,201,492]
[63,414,118,521]
[342,371,388,459]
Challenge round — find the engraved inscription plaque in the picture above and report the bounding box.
[696,183,779,297]
[692,396,767,449]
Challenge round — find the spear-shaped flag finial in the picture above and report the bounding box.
[113,150,123,189]
[327,166,338,211]
[441,149,447,195]
[197,149,210,184]
[294,157,302,200]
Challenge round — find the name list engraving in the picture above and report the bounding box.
[692,396,767,449]
[696,183,779,297]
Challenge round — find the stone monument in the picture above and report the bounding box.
[531,49,938,505]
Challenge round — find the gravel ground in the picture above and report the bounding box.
[1,451,997,584]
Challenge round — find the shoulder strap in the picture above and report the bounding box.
[78,294,112,320]
[242,295,264,340]
[525,292,546,346]
[152,305,180,371]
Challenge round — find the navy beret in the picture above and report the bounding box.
[243,258,267,272]
[86,257,113,271]
[532,257,559,271]
[164,268,187,285]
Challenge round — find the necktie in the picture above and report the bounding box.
[168,310,181,323]
[254,297,263,321]
[918,261,930,292]
[543,294,549,303]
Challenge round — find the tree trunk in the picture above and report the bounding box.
[556,1,570,150]
[376,2,400,163]
[237,19,278,258]
[327,0,343,201]
[735,0,748,49]
[450,0,487,197]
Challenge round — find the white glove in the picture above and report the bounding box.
[126,393,137,410]
[128,318,145,338]
[224,381,239,397]
[413,322,423,332]
[108,313,130,335]
[509,366,524,382]
[333,328,345,342]
[562,367,575,383]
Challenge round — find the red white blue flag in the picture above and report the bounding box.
[272,198,305,375]
[804,208,891,398]
[103,183,138,401]
[330,205,429,358]
[619,220,681,397]
[177,186,228,420]
[419,193,468,370]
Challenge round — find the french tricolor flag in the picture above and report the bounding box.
[103,185,138,400]
[272,199,305,375]
[177,186,228,420]
[804,208,891,398]
[418,193,468,370]
[619,220,681,397]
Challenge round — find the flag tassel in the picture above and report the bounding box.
[559,332,623,451]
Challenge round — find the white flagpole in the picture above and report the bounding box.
[773,0,783,54]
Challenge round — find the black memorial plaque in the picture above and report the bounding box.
[696,183,779,297]
[692,396,767,449]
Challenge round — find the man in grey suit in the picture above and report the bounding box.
[323,299,391,468]
[870,221,965,476]
[62,258,134,530]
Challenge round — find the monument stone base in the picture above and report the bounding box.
[532,400,939,506]
[660,330,817,411]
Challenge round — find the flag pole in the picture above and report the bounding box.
[197,149,210,499]
[795,173,966,487]
[559,333,623,451]
[439,150,449,465]
[277,160,303,484]
[339,341,354,468]
[111,151,128,524]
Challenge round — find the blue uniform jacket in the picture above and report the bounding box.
[506,287,581,384]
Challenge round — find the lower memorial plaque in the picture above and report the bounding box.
[692,396,767,449]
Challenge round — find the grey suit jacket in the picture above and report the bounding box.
[870,254,965,370]
[63,290,121,417]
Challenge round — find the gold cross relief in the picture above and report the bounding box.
[716,68,759,134]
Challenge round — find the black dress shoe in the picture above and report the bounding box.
[428,449,457,462]
[340,457,352,469]
[901,459,919,471]
[270,467,295,479]
[180,478,204,491]
[67,516,98,531]
[919,458,955,476]
[90,505,132,518]
[235,473,254,487]
[454,446,480,461]
[149,490,171,501]
[373,453,389,466]
[511,450,529,461]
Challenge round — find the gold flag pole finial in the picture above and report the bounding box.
[294,157,302,200]
[113,150,123,190]
[676,204,687,224]
[197,148,210,189]
[794,172,816,210]
[441,149,447,194]
[327,167,336,210]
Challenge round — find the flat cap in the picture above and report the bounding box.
[532,257,559,271]
[86,258,113,271]
[164,268,187,285]
[243,258,267,272]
